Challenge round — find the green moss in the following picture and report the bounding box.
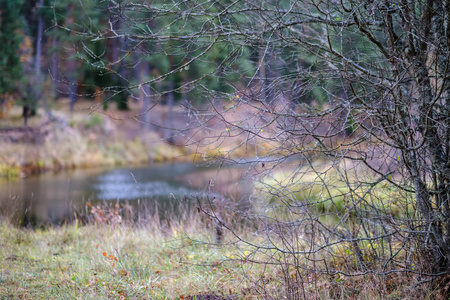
[84,114,103,129]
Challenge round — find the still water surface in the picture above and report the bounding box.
[0,162,250,226]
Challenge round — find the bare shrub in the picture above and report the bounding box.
[62,0,450,297]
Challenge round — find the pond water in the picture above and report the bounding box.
[0,162,255,226]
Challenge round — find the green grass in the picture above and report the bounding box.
[0,223,259,299]
[0,213,440,300]
[254,162,414,219]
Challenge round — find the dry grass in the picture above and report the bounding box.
[0,99,282,178]
[0,102,445,299]
[0,198,443,300]
[0,103,189,178]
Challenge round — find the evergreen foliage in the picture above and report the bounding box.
[0,0,24,95]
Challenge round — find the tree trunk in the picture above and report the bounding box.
[51,36,59,98]
[166,80,175,144]
[35,0,43,80]
[140,60,151,131]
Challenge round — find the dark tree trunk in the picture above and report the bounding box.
[23,105,30,126]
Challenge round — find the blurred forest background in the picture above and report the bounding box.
[1,0,331,124]
[0,0,280,120]
[3,1,450,298]
[0,0,309,177]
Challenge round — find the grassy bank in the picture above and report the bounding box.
[0,217,441,299]
[253,162,411,218]
[0,103,189,178]
[0,100,279,178]
[0,222,257,299]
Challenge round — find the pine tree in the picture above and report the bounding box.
[0,0,24,96]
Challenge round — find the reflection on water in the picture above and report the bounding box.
[95,179,199,200]
[94,165,206,200]
[0,162,249,226]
